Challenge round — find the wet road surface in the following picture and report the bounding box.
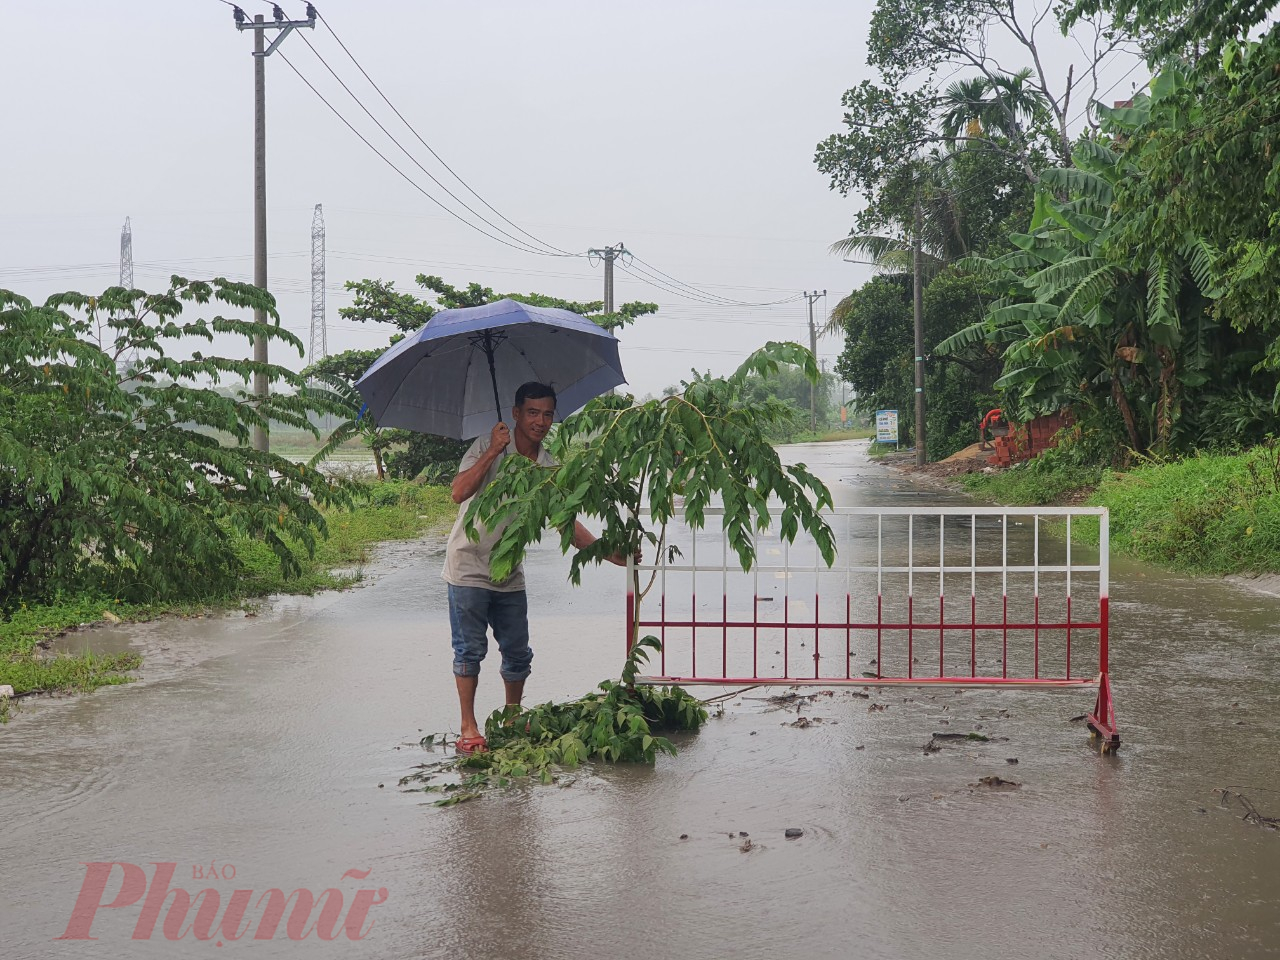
[3,439,1278,959]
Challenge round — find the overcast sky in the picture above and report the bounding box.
[2,1,1144,401]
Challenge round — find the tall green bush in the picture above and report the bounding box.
[0,280,350,605]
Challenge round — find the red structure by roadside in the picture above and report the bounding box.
[987,410,1074,467]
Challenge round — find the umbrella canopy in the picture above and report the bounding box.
[354,298,626,439]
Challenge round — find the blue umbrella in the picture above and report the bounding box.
[354,298,626,439]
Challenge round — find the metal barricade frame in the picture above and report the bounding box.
[625,505,1118,746]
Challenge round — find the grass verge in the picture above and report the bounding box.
[782,428,874,444]
[957,444,1280,576]
[0,481,458,713]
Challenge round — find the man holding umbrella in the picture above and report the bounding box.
[354,298,633,755]
[443,381,628,755]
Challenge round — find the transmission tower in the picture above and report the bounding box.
[119,217,133,289]
[309,203,327,364]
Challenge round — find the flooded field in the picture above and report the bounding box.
[3,440,1278,958]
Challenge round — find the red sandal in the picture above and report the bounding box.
[455,735,487,755]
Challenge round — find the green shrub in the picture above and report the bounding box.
[1097,444,1280,574]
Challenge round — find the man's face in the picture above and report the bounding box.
[512,395,556,447]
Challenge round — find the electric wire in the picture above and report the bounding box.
[226,1,822,315]
[614,261,805,310]
[311,6,580,258]
[274,48,563,258]
[614,262,741,306]
[291,28,581,258]
[624,254,806,307]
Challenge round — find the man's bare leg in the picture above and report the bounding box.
[455,675,481,740]
[504,679,525,707]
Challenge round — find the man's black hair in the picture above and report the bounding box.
[514,381,557,408]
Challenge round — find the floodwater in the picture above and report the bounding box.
[3,440,1279,959]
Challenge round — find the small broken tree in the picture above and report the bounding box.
[468,340,837,654]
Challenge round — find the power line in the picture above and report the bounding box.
[311,6,579,258]
[290,27,579,259]
[614,261,730,305]
[246,5,823,313]
[274,48,573,259]
[625,254,806,307]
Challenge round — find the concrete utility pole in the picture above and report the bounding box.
[233,4,316,453]
[804,290,827,432]
[913,199,926,466]
[588,243,628,313]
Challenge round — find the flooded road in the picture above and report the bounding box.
[3,440,1278,959]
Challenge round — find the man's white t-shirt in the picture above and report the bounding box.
[442,434,556,592]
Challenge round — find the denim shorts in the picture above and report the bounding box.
[447,585,532,682]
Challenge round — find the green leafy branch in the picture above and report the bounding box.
[401,637,709,806]
[464,342,837,619]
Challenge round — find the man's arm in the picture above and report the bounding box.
[572,521,639,567]
[450,423,510,504]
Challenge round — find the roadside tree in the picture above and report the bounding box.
[0,280,350,604]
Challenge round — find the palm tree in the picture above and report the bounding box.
[825,151,982,333]
[941,76,994,143]
[941,69,1051,146]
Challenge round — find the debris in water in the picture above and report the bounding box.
[1067,714,1086,723]
[1006,758,1019,765]
[739,839,755,853]
[784,828,803,839]
[972,776,1021,790]
[680,834,689,840]
[786,716,821,728]
[855,744,865,750]
[1215,789,1280,829]
[739,831,749,838]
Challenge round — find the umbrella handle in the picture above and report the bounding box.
[484,334,503,424]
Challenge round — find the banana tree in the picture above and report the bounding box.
[937,82,1223,453]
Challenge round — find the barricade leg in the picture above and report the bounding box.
[1087,671,1120,748]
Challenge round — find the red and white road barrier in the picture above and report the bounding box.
[626,506,1118,746]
